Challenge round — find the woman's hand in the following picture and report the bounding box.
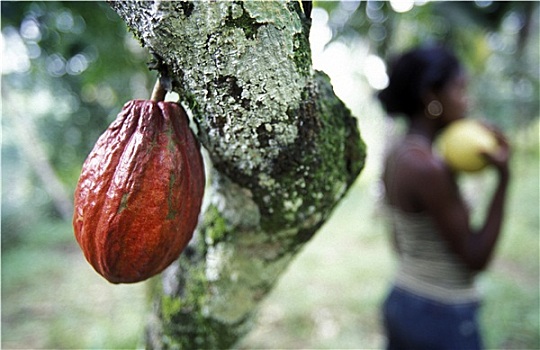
[481,126,511,177]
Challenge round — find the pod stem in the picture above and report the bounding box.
[151,78,167,102]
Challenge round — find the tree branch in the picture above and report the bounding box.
[109,1,366,348]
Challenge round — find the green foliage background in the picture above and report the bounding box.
[2,1,155,246]
[2,1,538,349]
[316,0,539,129]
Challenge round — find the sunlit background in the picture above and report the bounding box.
[2,1,539,349]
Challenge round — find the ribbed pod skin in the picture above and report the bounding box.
[73,100,205,283]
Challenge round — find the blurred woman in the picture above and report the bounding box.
[377,46,511,349]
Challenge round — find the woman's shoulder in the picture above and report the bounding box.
[384,135,457,212]
[391,136,446,169]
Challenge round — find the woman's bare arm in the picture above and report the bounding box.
[416,135,510,271]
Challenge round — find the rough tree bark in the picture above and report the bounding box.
[109,1,366,348]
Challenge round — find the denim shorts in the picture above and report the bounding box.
[382,286,483,350]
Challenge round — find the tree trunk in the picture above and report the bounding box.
[109,1,366,348]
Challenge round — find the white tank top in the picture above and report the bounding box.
[388,207,480,304]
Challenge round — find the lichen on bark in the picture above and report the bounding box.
[109,1,366,348]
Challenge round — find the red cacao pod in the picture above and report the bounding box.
[73,100,205,284]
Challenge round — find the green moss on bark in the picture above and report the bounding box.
[224,2,263,40]
[202,205,229,245]
[253,71,366,235]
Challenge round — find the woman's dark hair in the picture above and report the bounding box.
[378,46,463,118]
